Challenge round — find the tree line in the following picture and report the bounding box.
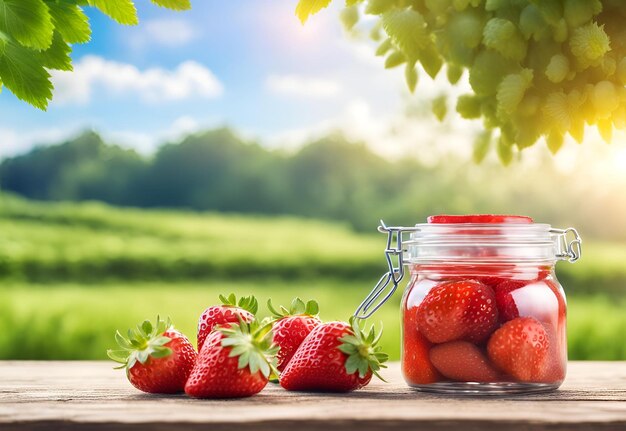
[1,128,623,239]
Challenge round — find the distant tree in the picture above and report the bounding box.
[0,131,146,204]
[140,128,284,213]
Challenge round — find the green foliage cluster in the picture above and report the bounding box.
[2,128,626,241]
[297,0,626,162]
[1,281,624,360]
[0,0,191,109]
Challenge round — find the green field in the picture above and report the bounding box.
[1,281,625,361]
[0,194,625,360]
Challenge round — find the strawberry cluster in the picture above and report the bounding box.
[108,294,388,398]
[403,275,566,385]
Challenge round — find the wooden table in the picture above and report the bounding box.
[0,361,624,430]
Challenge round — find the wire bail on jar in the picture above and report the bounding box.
[353,221,583,320]
[354,221,418,319]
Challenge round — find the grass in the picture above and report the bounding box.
[0,194,624,297]
[0,194,382,281]
[0,193,624,360]
[1,280,624,361]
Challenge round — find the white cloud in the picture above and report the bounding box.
[104,116,207,154]
[129,19,198,48]
[0,126,83,160]
[266,74,341,99]
[51,55,223,105]
[0,116,217,160]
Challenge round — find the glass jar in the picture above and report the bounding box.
[355,215,582,395]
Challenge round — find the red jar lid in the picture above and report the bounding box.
[427,214,534,224]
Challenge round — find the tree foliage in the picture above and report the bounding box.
[0,0,191,110]
[2,128,625,240]
[296,0,626,162]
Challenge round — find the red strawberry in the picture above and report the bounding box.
[487,316,550,382]
[416,280,498,344]
[430,341,500,382]
[185,319,278,398]
[108,316,197,394]
[197,293,257,352]
[427,214,533,224]
[280,318,388,392]
[267,298,322,371]
[402,305,441,385]
[537,322,566,383]
[494,280,526,322]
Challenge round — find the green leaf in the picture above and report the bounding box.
[340,6,359,31]
[365,0,394,15]
[546,131,564,154]
[419,42,442,79]
[46,0,91,44]
[0,41,52,109]
[141,320,153,337]
[114,331,132,350]
[375,38,392,56]
[384,50,405,69]
[150,346,172,358]
[0,0,54,50]
[88,0,138,25]
[107,349,128,363]
[496,133,513,165]
[473,130,492,163]
[446,64,463,84]
[151,0,191,10]
[381,9,428,61]
[291,298,305,315]
[295,0,332,24]
[432,95,448,121]
[405,63,418,93]
[305,300,319,316]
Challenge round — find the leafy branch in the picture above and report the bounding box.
[0,0,192,110]
[296,0,626,163]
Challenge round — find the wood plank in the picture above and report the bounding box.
[0,361,624,431]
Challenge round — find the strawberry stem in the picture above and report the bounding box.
[107,316,174,371]
[219,293,259,315]
[338,317,388,381]
[218,318,279,379]
[267,297,319,319]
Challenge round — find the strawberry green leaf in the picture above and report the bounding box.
[338,317,388,380]
[107,349,128,363]
[108,316,174,370]
[219,293,258,314]
[268,297,319,319]
[46,0,91,44]
[0,0,54,50]
[305,300,319,316]
[115,331,132,350]
[151,0,191,11]
[141,320,153,336]
[0,41,52,110]
[150,346,172,358]
[218,319,278,379]
[88,0,138,25]
[291,298,305,315]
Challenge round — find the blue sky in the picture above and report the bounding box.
[0,0,420,157]
[1,0,625,176]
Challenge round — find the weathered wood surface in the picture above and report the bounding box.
[0,361,624,431]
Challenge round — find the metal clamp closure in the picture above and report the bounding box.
[354,220,419,319]
[552,227,583,263]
